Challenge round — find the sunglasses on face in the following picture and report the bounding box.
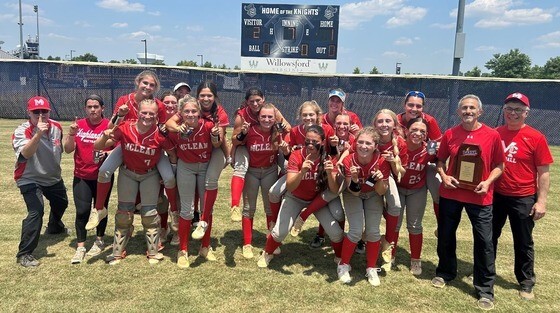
[32,109,50,115]
[405,91,425,99]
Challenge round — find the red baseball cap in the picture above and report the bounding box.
[27,96,51,111]
[504,92,530,108]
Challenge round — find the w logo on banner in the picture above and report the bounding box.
[318,62,329,71]
[249,60,259,68]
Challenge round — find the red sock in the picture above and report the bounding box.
[201,189,218,222]
[94,181,112,210]
[340,236,357,265]
[165,186,178,213]
[299,196,328,221]
[270,201,281,221]
[331,240,343,258]
[366,240,381,268]
[409,233,423,259]
[201,215,213,248]
[317,224,325,237]
[159,212,168,229]
[242,217,253,246]
[230,176,245,208]
[178,217,191,251]
[433,203,440,223]
[264,234,281,254]
[384,214,399,244]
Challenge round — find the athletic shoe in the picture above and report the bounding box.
[380,236,394,263]
[477,297,494,311]
[147,253,164,265]
[177,250,189,268]
[355,240,365,254]
[381,257,395,272]
[17,254,39,267]
[272,246,281,255]
[431,276,446,288]
[309,235,325,249]
[85,207,108,230]
[410,259,422,276]
[170,211,180,231]
[519,287,535,300]
[337,263,352,284]
[257,251,273,268]
[365,267,381,286]
[71,247,87,264]
[86,239,106,257]
[192,211,200,227]
[170,232,179,246]
[199,246,217,261]
[191,221,208,240]
[242,244,254,259]
[290,216,305,237]
[230,206,242,222]
[107,251,126,266]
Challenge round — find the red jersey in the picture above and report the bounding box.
[285,124,334,148]
[398,143,437,189]
[73,118,110,180]
[494,125,553,197]
[378,136,409,168]
[397,112,442,141]
[287,149,335,201]
[237,106,259,126]
[245,126,278,168]
[113,121,173,174]
[201,104,230,127]
[343,152,391,193]
[437,123,505,206]
[113,93,167,122]
[322,110,362,130]
[168,119,215,163]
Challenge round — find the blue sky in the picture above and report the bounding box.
[1,0,559,74]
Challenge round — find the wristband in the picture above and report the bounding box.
[349,180,361,192]
[236,132,247,141]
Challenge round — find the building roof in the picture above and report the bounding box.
[0,49,18,60]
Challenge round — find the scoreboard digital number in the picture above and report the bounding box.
[241,3,339,73]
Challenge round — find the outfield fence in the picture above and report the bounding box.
[1,59,559,144]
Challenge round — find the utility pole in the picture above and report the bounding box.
[34,5,39,58]
[452,0,466,76]
[18,0,24,59]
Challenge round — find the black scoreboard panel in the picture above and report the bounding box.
[241,3,340,60]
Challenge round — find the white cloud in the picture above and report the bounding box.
[382,51,407,59]
[74,21,92,28]
[463,0,515,17]
[143,25,161,32]
[148,11,161,16]
[394,37,413,45]
[127,31,150,40]
[340,0,405,30]
[430,22,455,29]
[475,45,497,51]
[112,23,128,28]
[535,31,560,49]
[96,0,144,12]
[386,6,427,28]
[47,33,74,40]
[475,8,553,28]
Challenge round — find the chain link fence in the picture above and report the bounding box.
[1,60,559,144]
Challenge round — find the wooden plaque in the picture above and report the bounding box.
[453,143,483,190]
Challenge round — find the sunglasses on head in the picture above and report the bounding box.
[406,91,425,99]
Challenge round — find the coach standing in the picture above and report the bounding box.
[493,92,553,301]
[12,96,69,267]
[431,94,505,311]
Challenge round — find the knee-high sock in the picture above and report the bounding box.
[178,217,191,252]
[230,176,244,208]
[201,189,218,222]
[269,201,281,221]
[201,215,213,248]
[94,181,112,210]
[409,233,423,260]
[299,196,328,221]
[433,203,440,223]
[331,240,343,258]
[264,234,281,254]
[242,217,253,246]
[366,240,381,268]
[159,212,169,230]
[384,214,399,244]
[340,236,357,265]
[165,186,178,213]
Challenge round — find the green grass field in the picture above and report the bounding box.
[1,119,558,313]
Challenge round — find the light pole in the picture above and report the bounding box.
[452,0,466,76]
[197,54,204,67]
[141,39,147,64]
[70,49,75,60]
[395,62,402,75]
[34,4,39,58]
[18,0,24,59]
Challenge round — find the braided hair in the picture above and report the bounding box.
[306,124,328,192]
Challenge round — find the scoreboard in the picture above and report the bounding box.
[240,3,339,73]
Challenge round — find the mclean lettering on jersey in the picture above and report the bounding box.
[179,142,208,150]
[303,171,318,180]
[406,161,425,171]
[249,143,273,152]
[124,143,156,156]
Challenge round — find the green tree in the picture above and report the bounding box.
[46,56,61,61]
[108,60,120,63]
[484,48,531,78]
[153,60,165,65]
[234,65,240,70]
[122,59,138,64]
[464,66,482,77]
[369,67,380,74]
[73,53,98,62]
[352,67,361,74]
[529,65,544,79]
[177,60,198,67]
[202,61,213,68]
[542,56,560,79]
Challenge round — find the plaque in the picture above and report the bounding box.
[453,143,483,190]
